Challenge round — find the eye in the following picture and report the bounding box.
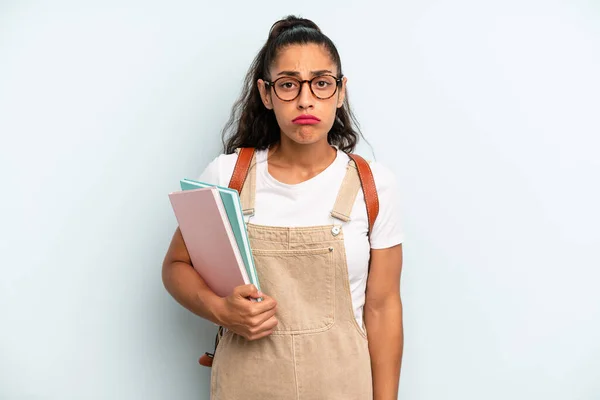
[312,76,336,90]
[277,79,299,90]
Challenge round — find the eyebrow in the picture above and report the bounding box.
[276,69,334,77]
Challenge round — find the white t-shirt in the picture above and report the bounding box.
[198,148,404,328]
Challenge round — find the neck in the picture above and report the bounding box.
[269,136,336,169]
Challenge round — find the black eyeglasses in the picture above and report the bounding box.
[264,74,343,101]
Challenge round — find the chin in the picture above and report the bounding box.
[286,127,328,145]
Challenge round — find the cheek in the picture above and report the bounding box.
[271,103,294,126]
[321,100,339,125]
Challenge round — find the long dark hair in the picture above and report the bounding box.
[222,15,365,154]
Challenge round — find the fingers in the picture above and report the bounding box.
[248,304,277,327]
[246,315,279,341]
[247,328,275,341]
[225,284,279,341]
[249,295,277,315]
[234,284,261,299]
[247,290,264,300]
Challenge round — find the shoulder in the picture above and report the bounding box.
[197,152,238,187]
[349,155,404,248]
[198,148,268,186]
[363,159,400,221]
[369,161,398,194]
[344,152,398,194]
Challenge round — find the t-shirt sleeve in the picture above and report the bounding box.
[198,156,222,186]
[368,162,405,249]
[197,153,239,187]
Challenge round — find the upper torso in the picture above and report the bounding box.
[198,147,404,327]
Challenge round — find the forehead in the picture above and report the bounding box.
[270,43,336,76]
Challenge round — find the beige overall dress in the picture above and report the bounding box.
[211,152,373,400]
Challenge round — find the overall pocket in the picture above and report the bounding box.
[252,247,335,334]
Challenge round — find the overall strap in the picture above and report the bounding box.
[330,161,361,224]
[228,147,256,217]
[331,153,380,236]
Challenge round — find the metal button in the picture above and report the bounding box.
[331,226,341,236]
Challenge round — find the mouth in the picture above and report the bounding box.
[292,114,321,125]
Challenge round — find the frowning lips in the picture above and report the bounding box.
[292,114,321,124]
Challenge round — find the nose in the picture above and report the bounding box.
[297,81,315,110]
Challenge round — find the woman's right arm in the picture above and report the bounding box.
[162,227,225,324]
[162,228,278,340]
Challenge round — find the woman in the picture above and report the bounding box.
[162,15,404,400]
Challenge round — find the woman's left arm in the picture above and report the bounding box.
[364,243,404,400]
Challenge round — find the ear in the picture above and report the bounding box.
[257,79,273,110]
[336,76,347,108]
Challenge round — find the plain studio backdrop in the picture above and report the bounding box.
[1,0,599,399]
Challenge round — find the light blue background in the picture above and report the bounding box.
[1,0,599,399]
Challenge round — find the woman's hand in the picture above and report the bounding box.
[215,284,278,341]
[162,228,278,340]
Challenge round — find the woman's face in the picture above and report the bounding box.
[258,43,347,146]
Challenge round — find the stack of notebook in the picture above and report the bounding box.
[168,179,260,298]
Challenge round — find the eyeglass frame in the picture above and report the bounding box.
[263,74,344,102]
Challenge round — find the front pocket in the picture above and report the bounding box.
[252,247,335,334]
